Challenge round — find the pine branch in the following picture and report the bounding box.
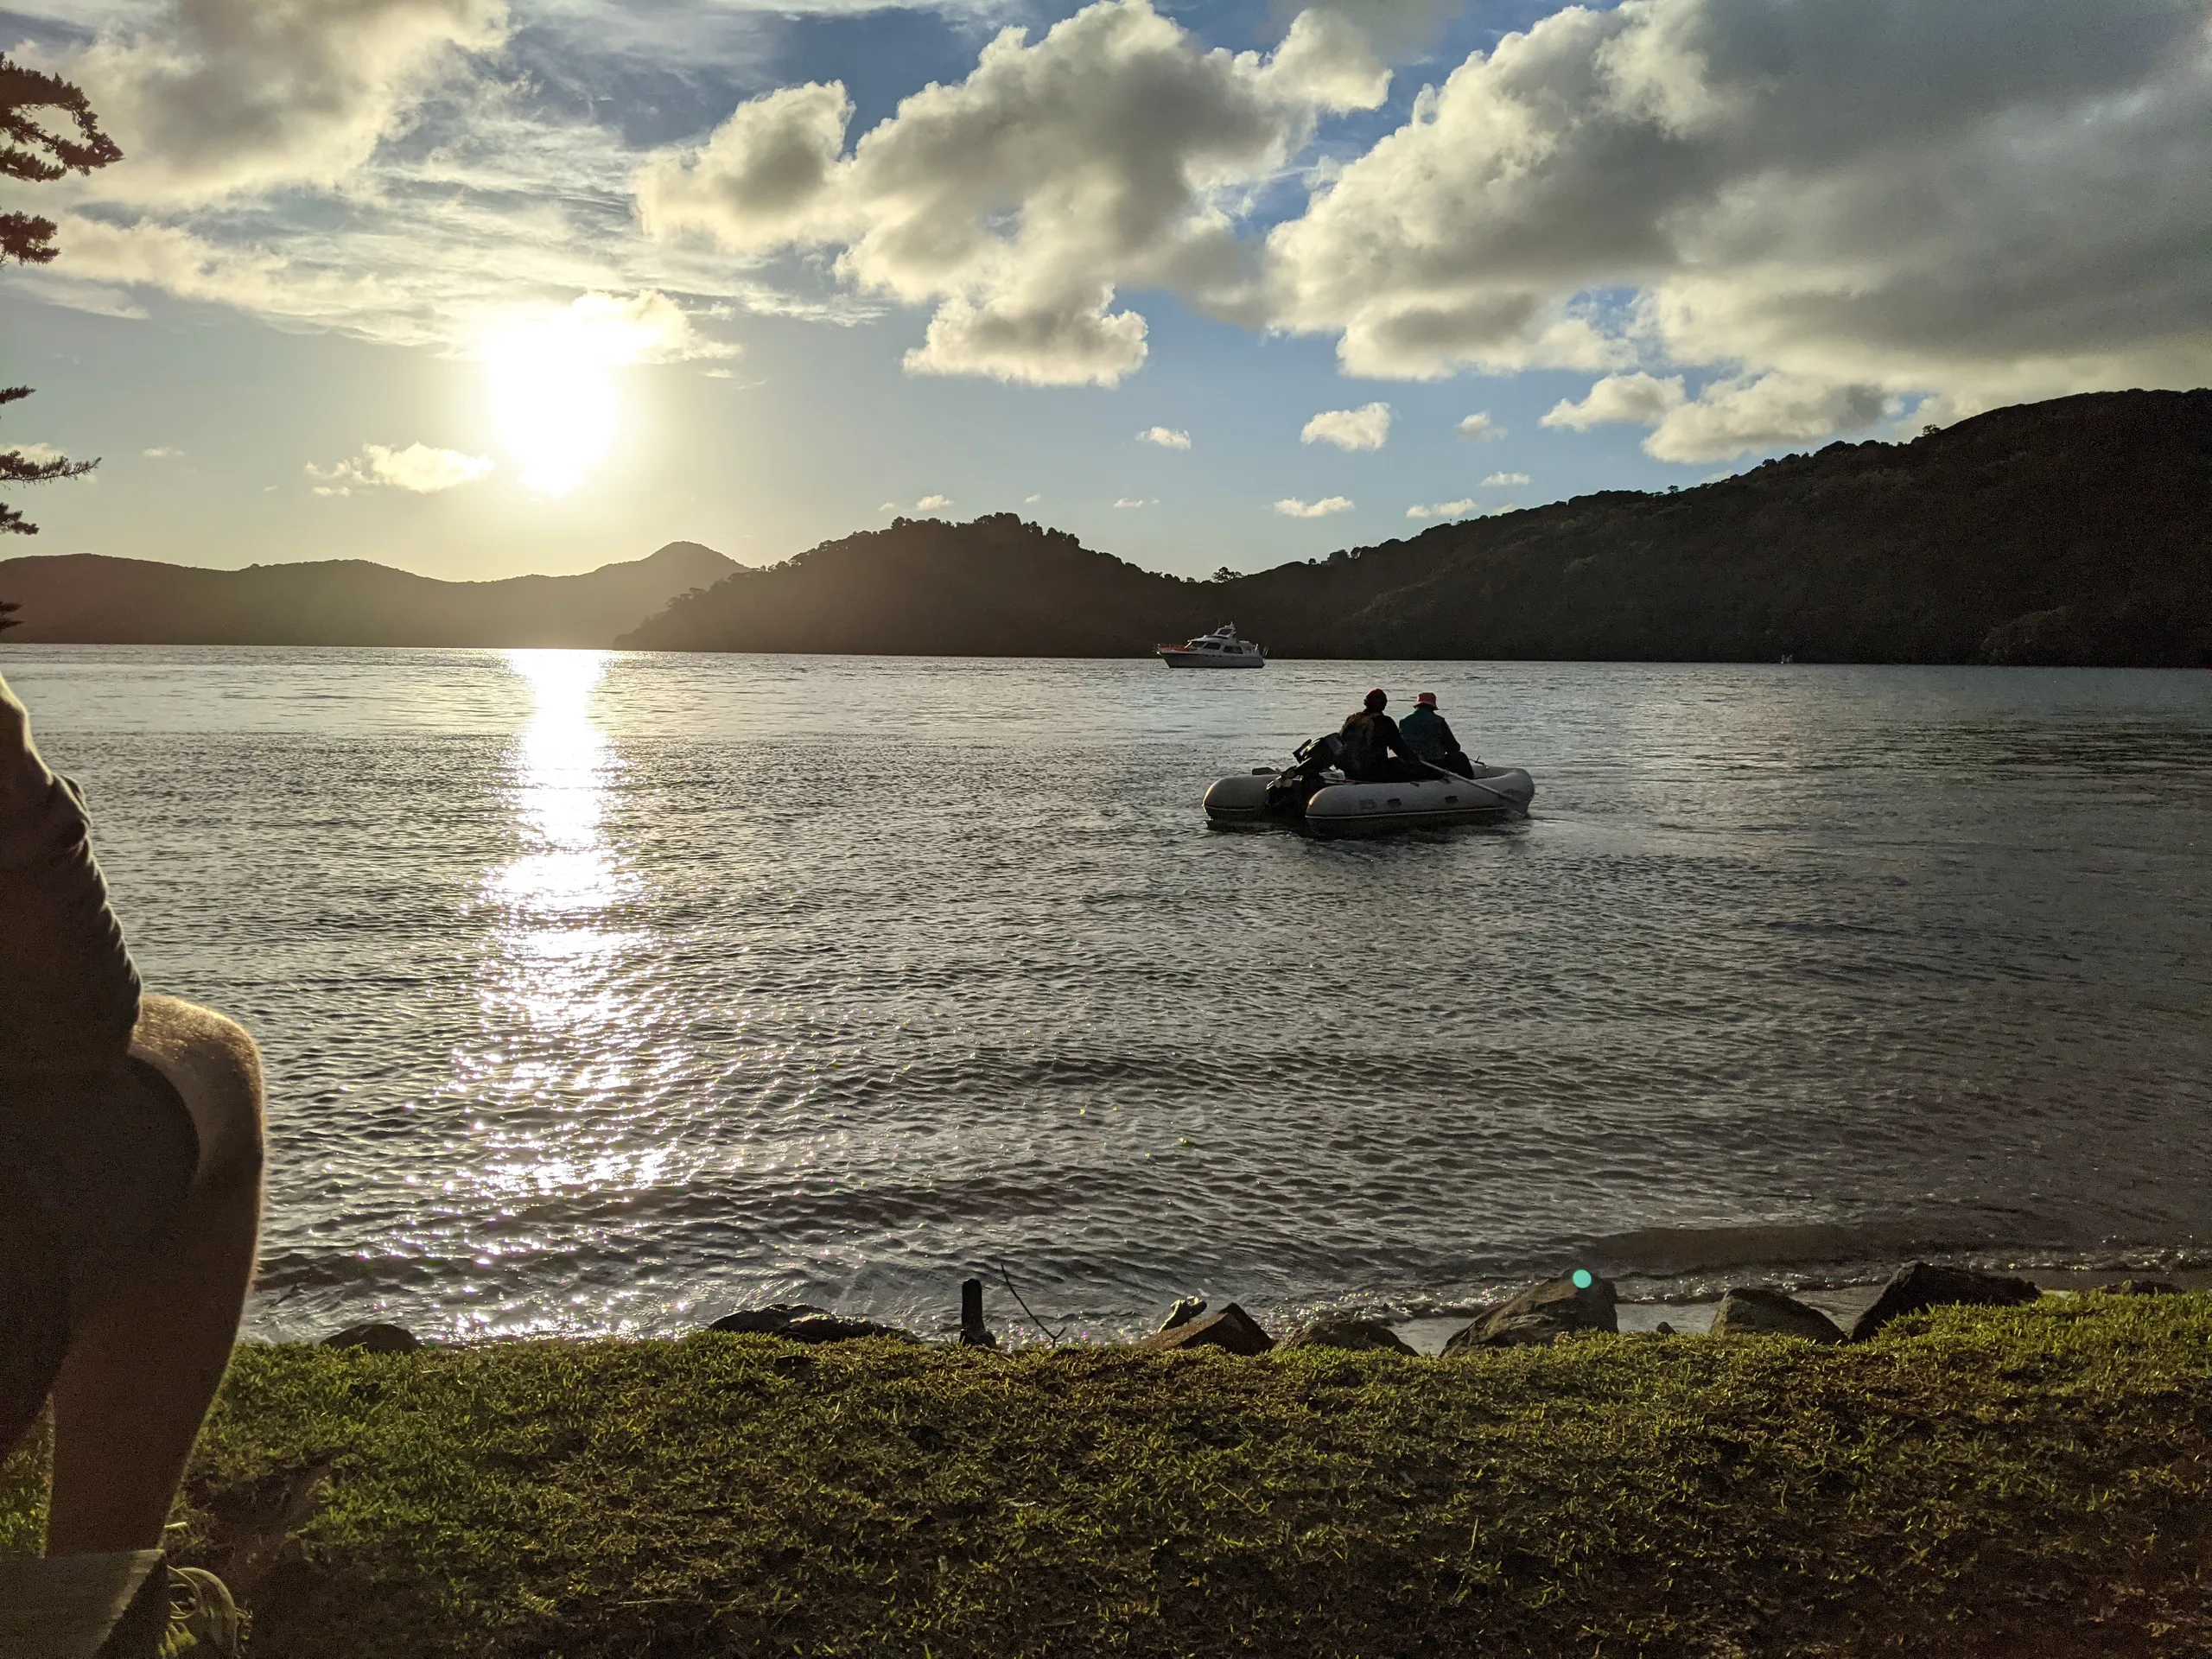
[0,448,95,485]
[0,53,121,266]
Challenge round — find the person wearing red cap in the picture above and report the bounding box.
[1401,690,1473,778]
[1338,689,1427,782]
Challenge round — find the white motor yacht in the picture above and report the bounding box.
[1156,623,1266,668]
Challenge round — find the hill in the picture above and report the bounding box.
[624,390,2211,665]
[0,541,737,648]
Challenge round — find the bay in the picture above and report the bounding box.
[6,644,2209,1342]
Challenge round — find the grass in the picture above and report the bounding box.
[5,1294,2211,1656]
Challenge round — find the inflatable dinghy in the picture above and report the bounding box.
[1205,734,1534,835]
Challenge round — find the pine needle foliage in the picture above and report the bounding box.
[0,54,116,539]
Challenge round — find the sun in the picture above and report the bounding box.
[482,313,622,498]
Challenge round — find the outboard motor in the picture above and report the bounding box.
[1289,732,1345,778]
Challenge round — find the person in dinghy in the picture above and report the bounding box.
[1400,691,1474,778]
[1338,690,1429,783]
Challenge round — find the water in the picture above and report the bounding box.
[5,645,2209,1344]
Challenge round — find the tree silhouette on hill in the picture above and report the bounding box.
[0,52,118,541]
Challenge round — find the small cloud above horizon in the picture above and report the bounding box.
[1113,497,1157,508]
[1136,426,1192,449]
[915,493,952,512]
[1456,413,1506,442]
[306,442,493,498]
[1023,493,1041,505]
[1274,495,1354,518]
[143,446,182,459]
[1406,499,1475,519]
[1301,404,1391,452]
[1481,471,1531,487]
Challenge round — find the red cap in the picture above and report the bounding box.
[1415,691,1438,708]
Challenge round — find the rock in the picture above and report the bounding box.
[1138,1303,1274,1355]
[707,1304,913,1344]
[322,1322,419,1354]
[1158,1296,1207,1332]
[1278,1317,1415,1356]
[1443,1274,1618,1353]
[1709,1287,1845,1344]
[2101,1279,2180,1296]
[1849,1263,2041,1342]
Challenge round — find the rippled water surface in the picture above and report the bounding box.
[6,645,2209,1341]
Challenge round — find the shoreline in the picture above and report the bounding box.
[9,1292,2209,1656]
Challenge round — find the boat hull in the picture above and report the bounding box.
[1205,767,1535,831]
[1158,650,1266,667]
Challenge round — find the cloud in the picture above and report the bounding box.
[1541,372,1688,431]
[1541,368,1894,461]
[1137,426,1192,449]
[637,0,1389,386]
[1455,412,1505,441]
[1643,373,1894,462]
[1405,499,1473,519]
[306,441,493,496]
[1113,496,1153,507]
[1274,494,1353,517]
[1260,0,2212,425]
[915,493,952,511]
[50,0,509,207]
[1480,470,1530,487]
[10,443,71,467]
[1022,493,1041,504]
[479,289,726,367]
[878,500,898,512]
[143,446,182,458]
[1300,402,1391,451]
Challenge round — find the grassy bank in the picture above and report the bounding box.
[6,1295,2211,1656]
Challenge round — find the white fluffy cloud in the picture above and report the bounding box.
[1644,372,1894,462]
[1263,0,2212,423]
[1405,498,1472,519]
[307,442,493,495]
[638,0,1389,386]
[1137,426,1192,449]
[1274,494,1352,517]
[1300,402,1390,451]
[50,0,508,206]
[1455,412,1504,442]
[1540,368,1896,461]
[915,493,952,511]
[1480,470,1530,488]
[1541,372,1688,431]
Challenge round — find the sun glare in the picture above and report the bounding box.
[481,312,627,498]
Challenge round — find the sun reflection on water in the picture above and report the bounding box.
[454,650,677,1255]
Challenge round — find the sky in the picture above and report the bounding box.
[1,0,2207,582]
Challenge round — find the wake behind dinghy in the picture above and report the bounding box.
[1205,732,1535,834]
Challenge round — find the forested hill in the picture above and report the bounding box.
[624,390,2210,666]
[0,541,736,647]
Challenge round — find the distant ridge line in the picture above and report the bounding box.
[0,541,739,649]
[3,391,2206,664]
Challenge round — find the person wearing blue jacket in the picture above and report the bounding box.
[1400,691,1473,778]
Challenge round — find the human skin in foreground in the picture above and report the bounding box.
[0,671,265,1554]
